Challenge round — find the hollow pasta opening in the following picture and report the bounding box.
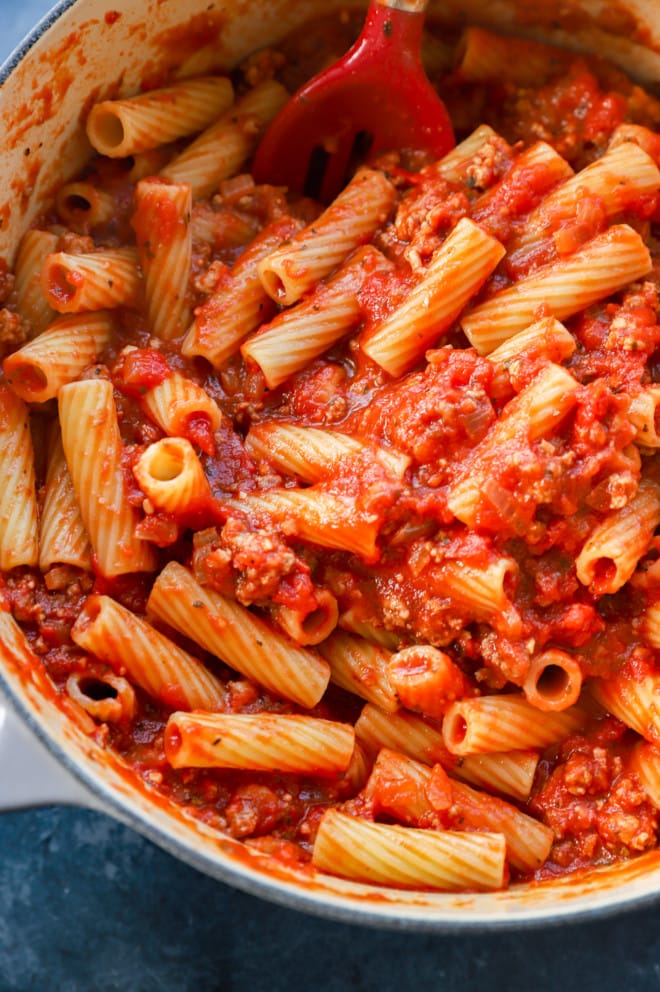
[301,604,333,639]
[78,676,119,701]
[8,363,47,395]
[63,193,94,214]
[592,556,617,590]
[259,268,286,302]
[534,663,571,701]
[150,444,185,481]
[445,711,468,747]
[49,264,79,304]
[93,110,126,150]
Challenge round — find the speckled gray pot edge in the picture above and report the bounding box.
[0,0,659,933]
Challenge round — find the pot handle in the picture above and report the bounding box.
[0,691,99,811]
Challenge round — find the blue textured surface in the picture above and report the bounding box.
[1,806,660,992]
[1,2,660,988]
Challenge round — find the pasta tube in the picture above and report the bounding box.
[4,312,114,403]
[165,711,355,776]
[462,225,652,354]
[86,76,234,157]
[71,594,226,711]
[313,810,507,891]
[258,167,396,305]
[147,562,330,709]
[0,386,38,569]
[58,379,156,576]
[362,218,505,376]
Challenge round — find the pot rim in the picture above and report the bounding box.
[1,0,660,932]
[0,0,77,84]
[4,660,660,932]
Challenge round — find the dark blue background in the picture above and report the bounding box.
[1,3,659,988]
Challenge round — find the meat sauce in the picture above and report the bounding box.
[1,12,660,887]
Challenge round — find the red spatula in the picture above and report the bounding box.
[252,0,455,202]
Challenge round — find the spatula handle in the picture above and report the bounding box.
[376,0,429,11]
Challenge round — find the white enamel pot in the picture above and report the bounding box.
[1,0,660,930]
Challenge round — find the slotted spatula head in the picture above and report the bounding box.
[252,0,455,202]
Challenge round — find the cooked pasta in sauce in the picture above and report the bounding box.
[1,12,660,891]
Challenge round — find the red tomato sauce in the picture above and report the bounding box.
[1,14,659,887]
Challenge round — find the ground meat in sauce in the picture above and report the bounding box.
[531,721,658,873]
[0,309,28,357]
[191,518,316,610]
[1,14,660,887]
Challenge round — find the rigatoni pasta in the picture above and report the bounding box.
[257,167,396,305]
[229,489,381,561]
[312,810,507,891]
[385,645,472,718]
[365,749,554,872]
[66,671,136,725]
[147,562,331,709]
[590,671,660,743]
[354,703,539,802]
[0,386,39,570]
[243,246,388,388]
[447,362,580,529]
[575,479,660,595]
[462,225,652,354]
[41,247,142,313]
[630,742,660,807]
[629,386,660,448]
[3,312,114,403]
[442,694,587,755]
[1,18,660,897]
[55,182,116,233]
[86,76,234,157]
[245,422,410,483]
[133,437,212,517]
[182,216,302,367]
[522,649,583,712]
[160,80,288,198]
[486,317,576,370]
[318,630,399,713]
[270,587,339,647]
[39,424,92,572]
[13,229,59,336]
[58,378,157,577]
[165,712,355,776]
[138,369,223,452]
[421,124,509,184]
[133,178,193,341]
[508,141,660,261]
[361,218,504,376]
[71,594,227,711]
